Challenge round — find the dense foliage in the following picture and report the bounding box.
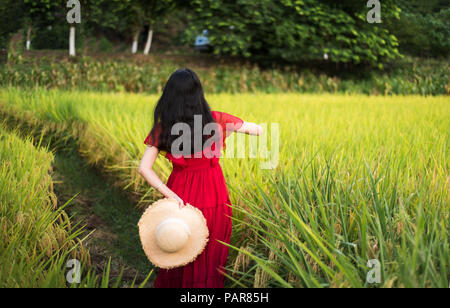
[185,0,402,67]
[0,0,23,49]
[387,0,450,57]
[0,0,175,52]
[1,54,448,95]
[0,0,448,63]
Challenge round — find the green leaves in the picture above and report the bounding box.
[387,0,449,57]
[186,0,401,66]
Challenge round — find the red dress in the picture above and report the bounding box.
[143,111,244,288]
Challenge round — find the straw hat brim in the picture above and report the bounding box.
[138,198,209,269]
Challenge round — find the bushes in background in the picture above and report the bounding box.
[0,54,448,95]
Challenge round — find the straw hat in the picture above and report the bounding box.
[138,198,209,269]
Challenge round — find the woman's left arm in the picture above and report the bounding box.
[138,146,184,207]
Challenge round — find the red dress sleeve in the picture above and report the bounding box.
[212,111,244,137]
[144,124,161,148]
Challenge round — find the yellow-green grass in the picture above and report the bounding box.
[0,87,448,287]
[0,123,152,288]
[0,125,93,287]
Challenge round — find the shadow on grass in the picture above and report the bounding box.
[52,147,155,285]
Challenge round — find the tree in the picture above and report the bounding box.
[115,0,176,55]
[0,0,24,52]
[22,0,58,50]
[129,2,145,54]
[186,0,402,67]
[67,0,81,57]
[139,0,176,55]
[387,0,449,57]
[108,0,146,54]
[80,0,136,53]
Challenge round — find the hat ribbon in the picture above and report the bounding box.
[156,218,192,236]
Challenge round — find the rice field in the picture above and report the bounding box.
[0,120,150,288]
[0,87,448,288]
[0,125,94,287]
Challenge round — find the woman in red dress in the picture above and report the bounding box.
[138,69,262,288]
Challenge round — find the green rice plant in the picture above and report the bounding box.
[0,125,91,287]
[223,159,448,287]
[0,87,448,287]
[0,124,151,287]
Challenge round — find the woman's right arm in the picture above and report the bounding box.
[215,111,262,137]
[235,122,263,136]
[138,146,184,207]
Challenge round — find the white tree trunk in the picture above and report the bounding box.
[143,26,153,55]
[69,26,76,57]
[131,30,139,54]
[26,26,31,50]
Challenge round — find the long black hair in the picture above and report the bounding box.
[149,68,215,154]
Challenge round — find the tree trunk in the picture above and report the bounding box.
[0,49,7,64]
[26,26,31,50]
[143,24,153,55]
[131,29,139,54]
[69,26,76,57]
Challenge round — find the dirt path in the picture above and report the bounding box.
[52,148,154,287]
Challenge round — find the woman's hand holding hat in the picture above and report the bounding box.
[166,191,184,208]
[154,181,185,208]
[173,195,185,208]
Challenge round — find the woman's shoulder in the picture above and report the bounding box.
[211,111,223,126]
[211,110,221,119]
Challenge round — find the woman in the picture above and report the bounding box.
[138,68,262,288]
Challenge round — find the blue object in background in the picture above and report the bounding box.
[195,30,212,52]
